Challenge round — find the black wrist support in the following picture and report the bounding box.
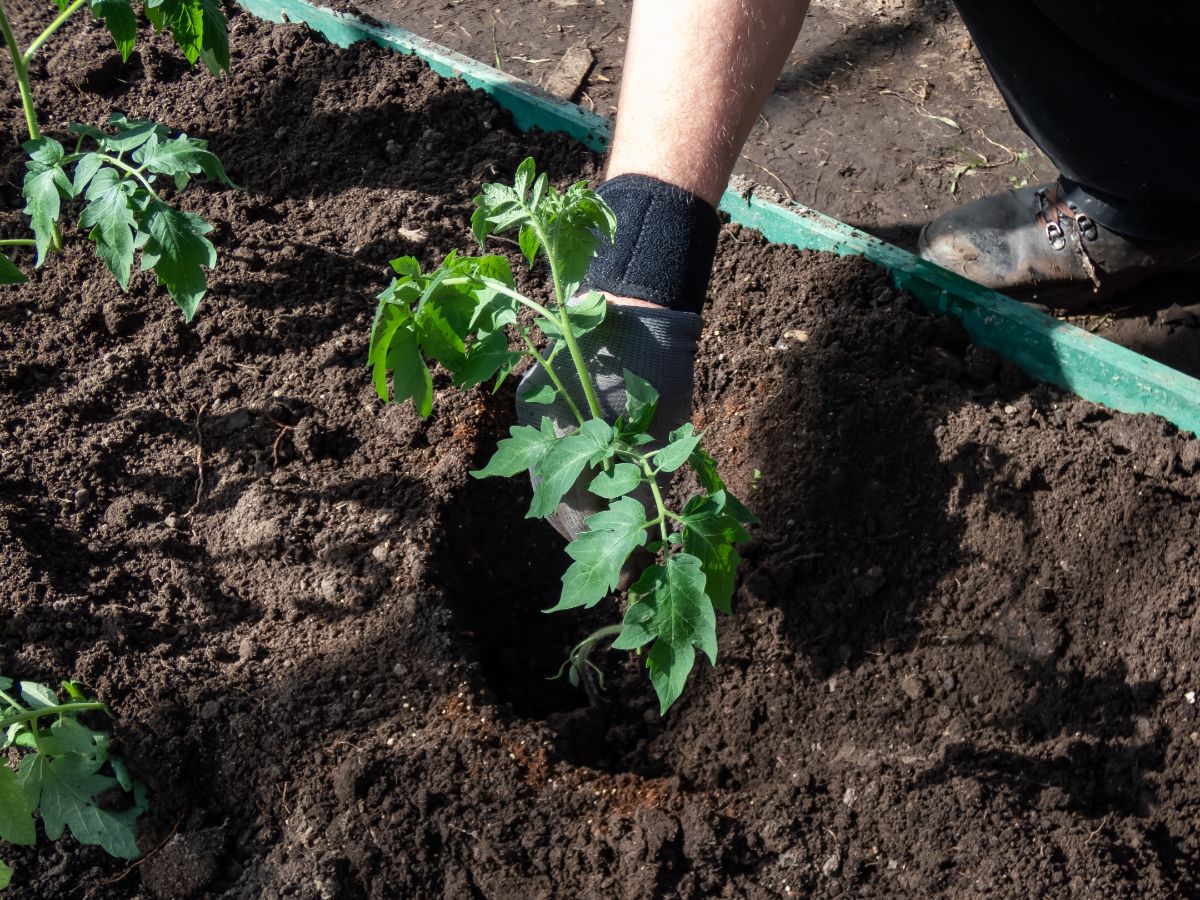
[581,174,721,315]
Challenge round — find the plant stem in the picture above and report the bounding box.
[640,459,670,544]
[569,623,624,707]
[524,216,605,422]
[0,0,40,140]
[23,0,86,65]
[520,332,585,426]
[0,701,106,730]
[473,276,556,320]
[0,238,35,247]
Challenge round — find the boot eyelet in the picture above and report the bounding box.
[1046,223,1066,251]
[1077,215,1098,241]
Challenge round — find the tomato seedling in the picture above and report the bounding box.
[0,677,145,891]
[0,0,234,320]
[370,158,754,714]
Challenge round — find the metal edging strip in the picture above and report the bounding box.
[237,0,1200,436]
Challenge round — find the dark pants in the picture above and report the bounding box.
[954,0,1200,239]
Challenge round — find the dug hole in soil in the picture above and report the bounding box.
[2,8,1200,899]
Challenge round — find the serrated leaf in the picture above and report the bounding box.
[40,718,102,759]
[564,290,606,337]
[686,447,759,525]
[455,332,519,390]
[518,383,557,405]
[652,423,701,473]
[70,152,105,198]
[551,497,648,611]
[138,200,217,321]
[618,369,658,437]
[0,766,35,846]
[382,327,432,417]
[135,133,234,188]
[197,0,229,74]
[110,757,132,793]
[472,418,557,479]
[528,419,614,519]
[145,0,204,67]
[20,682,58,710]
[79,168,137,289]
[15,755,43,812]
[680,492,749,614]
[22,139,71,265]
[0,858,11,889]
[38,754,142,859]
[518,224,539,268]
[94,114,166,153]
[89,0,137,60]
[0,252,26,286]
[614,554,716,714]
[587,462,642,499]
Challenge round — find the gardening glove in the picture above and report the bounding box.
[516,300,702,541]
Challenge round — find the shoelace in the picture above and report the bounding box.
[1035,184,1102,290]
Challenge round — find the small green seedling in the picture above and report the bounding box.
[0,0,234,320]
[0,677,145,891]
[370,158,755,714]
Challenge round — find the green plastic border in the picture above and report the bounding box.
[237,0,1200,435]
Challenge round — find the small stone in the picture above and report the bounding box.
[393,662,409,677]
[238,637,256,662]
[900,674,926,701]
[371,543,390,564]
[74,488,92,509]
[841,786,857,807]
[1186,691,1196,705]
[165,513,181,530]
[1003,405,1017,415]
[822,851,842,877]
[943,673,957,692]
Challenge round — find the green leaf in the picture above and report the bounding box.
[528,419,614,519]
[622,368,659,435]
[518,383,558,406]
[551,496,648,612]
[20,682,59,710]
[40,718,102,759]
[383,328,433,417]
[90,114,166,153]
[79,168,137,289]
[0,858,11,890]
[135,133,234,189]
[0,766,35,847]
[37,754,142,859]
[652,423,701,473]
[455,332,519,390]
[564,290,606,337]
[679,492,749,614]
[138,200,217,321]
[15,755,43,812]
[146,0,227,72]
[21,139,71,265]
[471,418,558,479]
[518,224,539,268]
[0,252,26,286]
[587,462,642,499]
[70,152,105,198]
[0,678,11,693]
[613,553,716,713]
[89,0,137,60]
[686,447,759,525]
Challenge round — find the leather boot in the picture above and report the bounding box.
[917,182,1200,311]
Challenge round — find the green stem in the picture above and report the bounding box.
[473,276,556,320]
[0,238,35,247]
[640,459,670,544]
[520,332,585,426]
[0,701,106,730]
[522,214,605,423]
[22,0,86,65]
[0,0,40,140]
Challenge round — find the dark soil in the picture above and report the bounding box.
[3,8,1200,899]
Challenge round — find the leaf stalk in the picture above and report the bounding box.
[23,0,87,65]
[0,700,107,730]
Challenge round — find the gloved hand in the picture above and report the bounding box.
[516,299,702,541]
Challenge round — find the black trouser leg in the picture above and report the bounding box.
[952,0,1200,240]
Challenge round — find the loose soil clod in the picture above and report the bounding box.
[2,9,1199,898]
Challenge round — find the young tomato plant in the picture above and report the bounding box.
[0,677,146,891]
[0,0,233,320]
[369,158,754,714]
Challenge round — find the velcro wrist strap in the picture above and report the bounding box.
[581,174,720,315]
